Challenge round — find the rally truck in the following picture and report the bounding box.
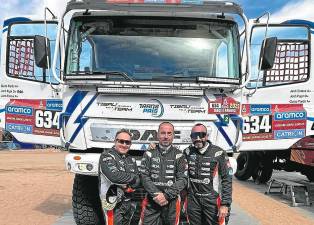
[235,19,314,183]
[1,0,314,224]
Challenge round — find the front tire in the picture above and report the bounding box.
[72,174,104,225]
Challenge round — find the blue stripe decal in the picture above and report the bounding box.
[307,117,314,122]
[64,91,88,127]
[215,125,233,147]
[2,28,8,33]
[0,108,5,113]
[3,17,31,28]
[203,95,233,147]
[67,94,98,146]
[230,114,243,130]
[215,114,228,127]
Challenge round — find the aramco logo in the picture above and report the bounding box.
[139,99,164,118]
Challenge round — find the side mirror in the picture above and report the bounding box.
[259,37,277,70]
[34,35,51,69]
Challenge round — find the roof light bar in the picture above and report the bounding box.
[97,87,204,96]
[66,0,243,15]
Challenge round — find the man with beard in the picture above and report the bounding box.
[139,122,188,225]
[184,123,232,225]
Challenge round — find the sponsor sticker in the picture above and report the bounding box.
[274,129,305,139]
[139,99,164,118]
[6,106,33,116]
[208,96,240,115]
[242,104,306,141]
[250,104,271,115]
[5,99,62,136]
[6,123,32,134]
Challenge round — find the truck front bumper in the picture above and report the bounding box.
[65,153,101,176]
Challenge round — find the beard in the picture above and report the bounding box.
[160,141,171,148]
[193,140,207,149]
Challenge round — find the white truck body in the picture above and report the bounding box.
[1,1,314,224]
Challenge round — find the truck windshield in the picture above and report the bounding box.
[66,17,240,81]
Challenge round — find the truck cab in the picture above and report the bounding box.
[0,1,279,224]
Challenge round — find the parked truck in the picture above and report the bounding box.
[1,0,314,224]
[235,19,314,183]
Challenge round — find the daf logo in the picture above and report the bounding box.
[128,129,181,142]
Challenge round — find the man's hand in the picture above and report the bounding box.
[148,143,157,150]
[153,192,168,206]
[218,206,229,219]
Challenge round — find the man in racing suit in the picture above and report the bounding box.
[99,129,141,225]
[185,123,232,225]
[139,122,188,225]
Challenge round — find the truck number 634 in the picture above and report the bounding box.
[35,110,60,129]
[242,115,272,134]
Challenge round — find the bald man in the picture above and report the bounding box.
[184,123,232,225]
[139,122,188,225]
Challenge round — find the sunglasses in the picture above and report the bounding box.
[190,132,207,139]
[116,139,132,145]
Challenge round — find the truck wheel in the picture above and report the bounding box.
[235,152,256,181]
[252,157,273,184]
[73,174,104,225]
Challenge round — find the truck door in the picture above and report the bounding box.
[241,21,314,151]
[0,17,62,146]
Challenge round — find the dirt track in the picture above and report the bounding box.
[0,150,313,225]
[0,150,73,225]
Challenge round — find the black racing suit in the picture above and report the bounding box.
[184,142,232,225]
[139,145,188,225]
[99,148,141,225]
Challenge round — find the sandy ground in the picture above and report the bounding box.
[0,150,313,225]
[0,150,73,225]
[233,182,314,225]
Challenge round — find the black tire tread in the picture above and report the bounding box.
[72,174,104,225]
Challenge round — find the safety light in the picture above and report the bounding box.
[97,87,204,96]
[86,164,94,171]
[73,155,81,160]
[77,163,94,171]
